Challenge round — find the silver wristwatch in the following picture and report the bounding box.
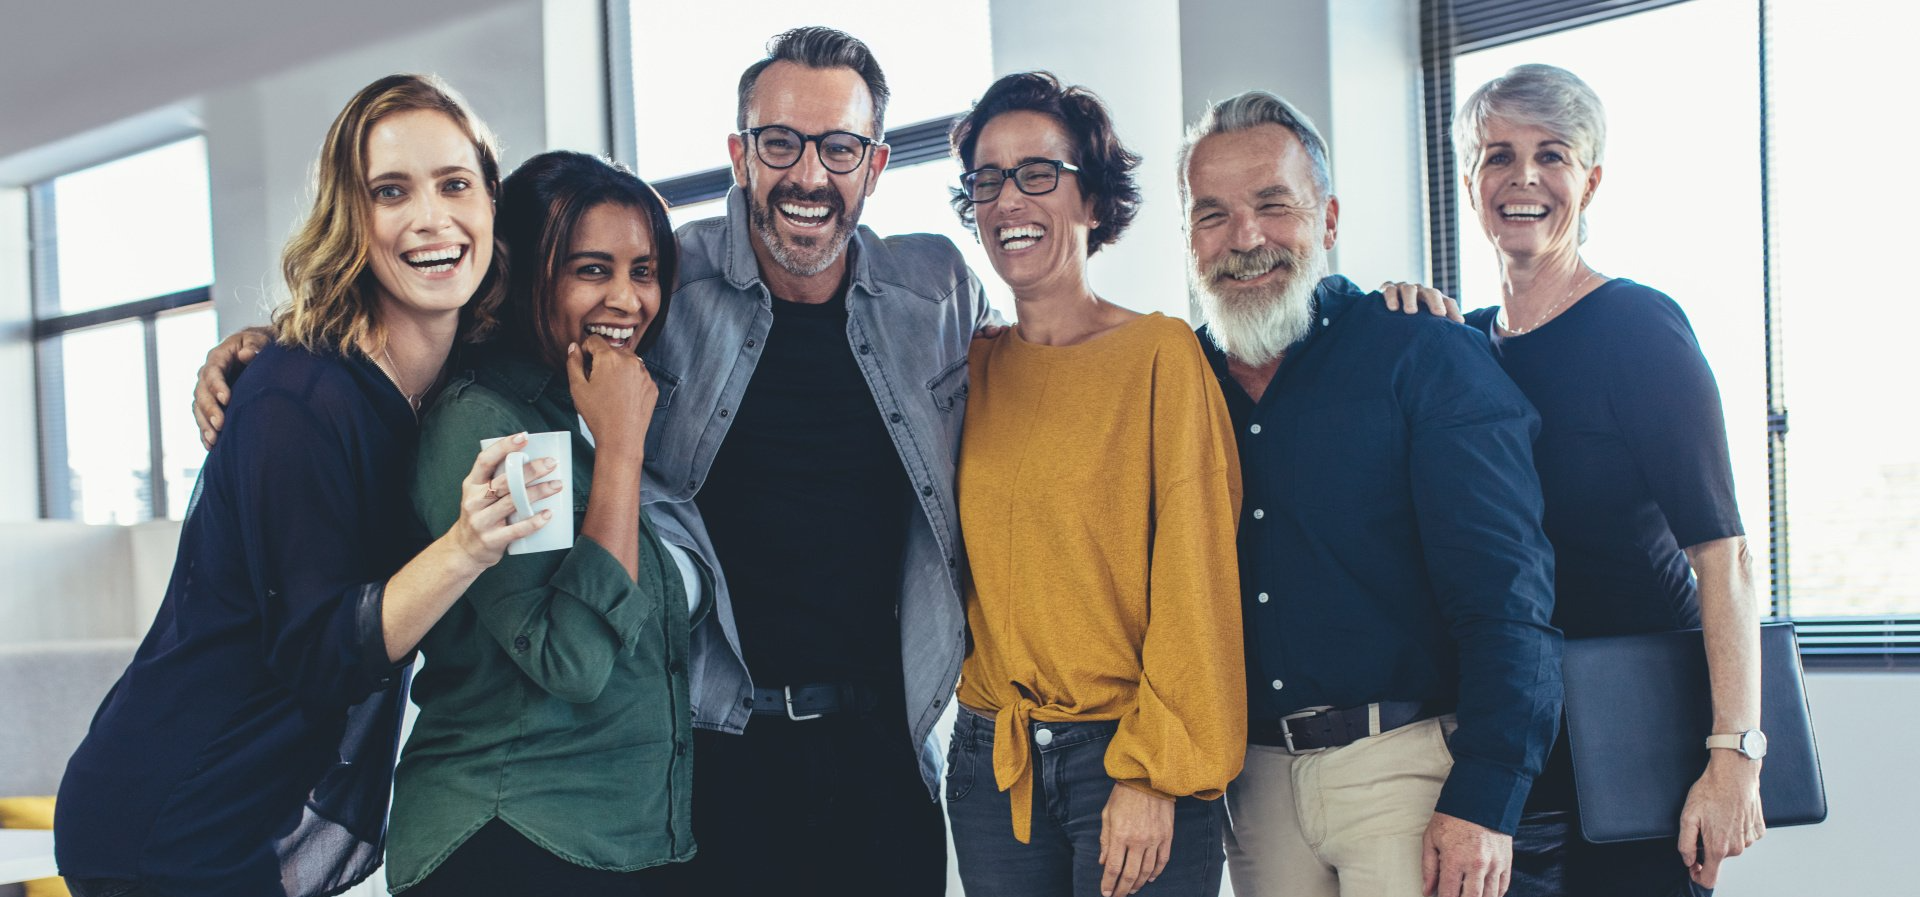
[1704,728,1768,760]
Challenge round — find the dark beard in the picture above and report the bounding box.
[748,178,864,278]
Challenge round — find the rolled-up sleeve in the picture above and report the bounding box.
[1406,327,1563,835]
[412,390,671,704]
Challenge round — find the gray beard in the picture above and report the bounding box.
[1191,245,1327,367]
[748,175,864,278]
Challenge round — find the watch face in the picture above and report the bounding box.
[1741,729,1769,759]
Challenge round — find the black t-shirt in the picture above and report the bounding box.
[1466,278,1744,640]
[1469,279,1744,811]
[694,290,912,689]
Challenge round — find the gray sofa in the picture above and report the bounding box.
[0,639,139,896]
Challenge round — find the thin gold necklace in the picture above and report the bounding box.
[378,344,429,414]
[1500,270,1597,336]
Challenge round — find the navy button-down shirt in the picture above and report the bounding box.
[1200,275,1562,834]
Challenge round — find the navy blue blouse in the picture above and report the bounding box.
[57,342,421,897]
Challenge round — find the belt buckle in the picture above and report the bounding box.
[784,685,824,721]
[1279,705,1334,755]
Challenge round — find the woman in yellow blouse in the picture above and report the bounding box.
[944,71,1246,897]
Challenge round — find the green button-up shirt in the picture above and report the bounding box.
[388,349,694,888]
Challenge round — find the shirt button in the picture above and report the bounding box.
[676,742,688,756]
[1321,317,1330,326]
[1271,680,1284,690]
[890,412,903,423]
[1250,424,1262,435]
[1034,728,1054,746]
[742,696,754,708]
[1253,509,1265,520]
[719,409,730,418]
[513,635,530,653]
[1257,592,1270,603]
[686,480,698,490]
[858,344,872,355]
[669,660,685,675]
[921,485,934,497]
[745,338,757,348]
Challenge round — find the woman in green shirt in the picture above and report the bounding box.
[391,150,697,894]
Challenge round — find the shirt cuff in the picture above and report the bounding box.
[1114,778,1179,803]
[354,581,414,691]
[550,535,658,647]
[1436,756,1533,835]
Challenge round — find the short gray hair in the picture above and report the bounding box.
[1453,63,1605,179]
[1177,90,1333,205]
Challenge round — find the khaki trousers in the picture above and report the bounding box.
[1224,716,1457,897]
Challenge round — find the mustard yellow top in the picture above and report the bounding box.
[956,312,1246,843]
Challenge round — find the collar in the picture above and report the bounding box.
[472,345,562,406]
[1197,273,1363,381]
[721,185,885,299]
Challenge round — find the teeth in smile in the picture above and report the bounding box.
[997,225,1045,250]
[587,324,635,341]
[404,246,464,273]
[1501,204,1548,218]
[779,203,829,219]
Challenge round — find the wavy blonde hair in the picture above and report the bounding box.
[274,73,507,355]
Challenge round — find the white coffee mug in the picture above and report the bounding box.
[479,430,573,554]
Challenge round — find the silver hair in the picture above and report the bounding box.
[1177,90,1333,205]
[1454,63,1606,179]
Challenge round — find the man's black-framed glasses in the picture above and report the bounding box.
[960,159,1082,203]
[742,125,878,174]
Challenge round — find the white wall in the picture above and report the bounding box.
[990,0,1190,321]
[1713,672,1917,895]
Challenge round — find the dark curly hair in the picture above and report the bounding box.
[948,71,1142,256]
[496,151,678,371]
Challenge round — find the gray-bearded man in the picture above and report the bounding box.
[1178,89,1563,897]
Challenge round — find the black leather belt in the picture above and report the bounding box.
[747,683,883,720]
[1249,701,1432,753]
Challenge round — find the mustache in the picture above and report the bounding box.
[768,183,845,217]
[1206,245,1302,283]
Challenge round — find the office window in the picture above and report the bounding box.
[31,137,216,523]
[1423,0,1920,659]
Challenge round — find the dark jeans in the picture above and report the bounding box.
[649,709,947,896]
[1510,809,1711,897]
[401,818,674,897]
[945,709,1225,897]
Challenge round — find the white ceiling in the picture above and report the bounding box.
[0,0,531,160]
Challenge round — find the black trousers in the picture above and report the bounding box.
[651,709,948,896]
[401,818,676,897]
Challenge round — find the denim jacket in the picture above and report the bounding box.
[641,187,995,794]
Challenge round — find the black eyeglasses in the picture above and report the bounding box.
[959,159,1082,203]
[741,125,878,174]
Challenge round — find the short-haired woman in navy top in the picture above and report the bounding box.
[1385,64,1764,897]
[55,74,558,897]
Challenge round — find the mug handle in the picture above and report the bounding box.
[503,451,536,520]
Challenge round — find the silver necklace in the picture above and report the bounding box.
[1500,270,1597,336]
[379,345,429,414]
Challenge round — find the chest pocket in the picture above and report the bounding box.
[926,356,969,413]
[1288,398,1406,511]
[640,358,684,466]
